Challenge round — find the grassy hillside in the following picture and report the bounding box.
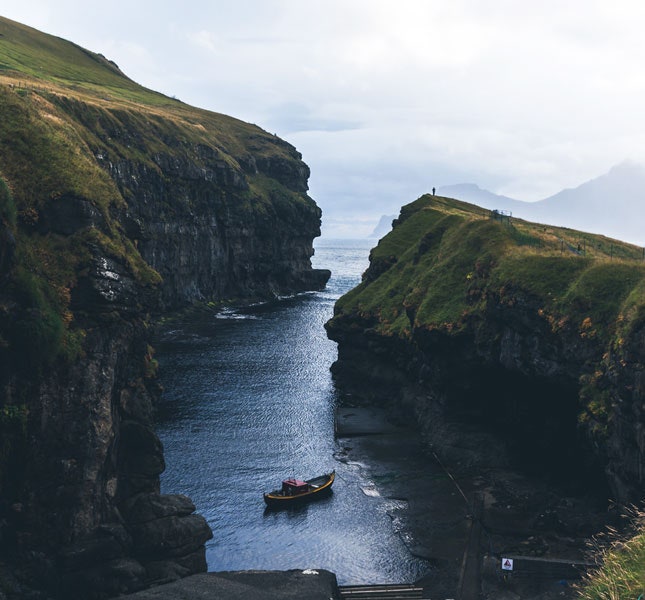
[336,194,645,343]
[0,15,314,368]
[0,17,152,101]
[0,16,307,172]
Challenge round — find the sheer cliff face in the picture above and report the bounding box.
[53,95,329,310]
[0,79,328,597]
[0,240,211,597]
[326,195,645,504]
[101,137,327,310]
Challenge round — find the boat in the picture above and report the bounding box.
[263,471,335,508]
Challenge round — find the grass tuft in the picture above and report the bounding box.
[577,507,645,599]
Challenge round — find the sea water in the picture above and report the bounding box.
[155,238,428,585]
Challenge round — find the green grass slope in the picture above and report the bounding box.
[334,194,645,344]
[0,16,301,158]
[0,17,144,98]
[0,15,317,370]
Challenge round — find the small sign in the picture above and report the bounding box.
[502,558,514,571]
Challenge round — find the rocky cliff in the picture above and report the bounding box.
[326,195,645,505]
[0,16,329,599]
[51,94,329,310]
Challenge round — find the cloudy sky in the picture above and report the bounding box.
[3,1,645,236]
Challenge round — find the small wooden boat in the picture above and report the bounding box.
[263,471,335,508]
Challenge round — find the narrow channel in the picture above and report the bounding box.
[154,238,429,585]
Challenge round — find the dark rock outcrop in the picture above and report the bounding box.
[118,569,341,600]
[0,19,330,597]
[98,148,328,310]
[0,279,213,598]
[328,295,615,495]
[51,95,330,311]
[326,195,645,505]
[600,322,645,501]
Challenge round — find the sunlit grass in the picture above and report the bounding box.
[577,507,645,600]
[337,194,645,338]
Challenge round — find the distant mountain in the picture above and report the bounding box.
[529,162,645,245]
[437,183,525,214]
[440,162,645,246]
[370,214,397,238]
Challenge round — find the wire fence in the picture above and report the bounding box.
[487,209,645,262]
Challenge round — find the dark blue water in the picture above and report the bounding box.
[155,239,428,585]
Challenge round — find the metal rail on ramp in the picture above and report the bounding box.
[338,583,430,600]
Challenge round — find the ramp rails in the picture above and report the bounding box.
[338,583,430,599]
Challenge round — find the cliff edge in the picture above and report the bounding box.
[326,194,645,504]
[0,16,329,599]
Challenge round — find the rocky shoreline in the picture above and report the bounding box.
[335,406,615,600]
[118,569,341,600]
[0,43,330,596]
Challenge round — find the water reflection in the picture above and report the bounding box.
[155,239,428,584]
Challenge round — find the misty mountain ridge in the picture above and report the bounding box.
[438,161,645,246]
[369,214,397,238]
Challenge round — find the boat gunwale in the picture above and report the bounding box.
[263,471,335,503]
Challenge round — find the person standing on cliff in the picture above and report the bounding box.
[432,187,436,195]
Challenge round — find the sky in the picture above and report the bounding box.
[3,1,645,237]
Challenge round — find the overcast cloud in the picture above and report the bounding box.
[3,1,645,236]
